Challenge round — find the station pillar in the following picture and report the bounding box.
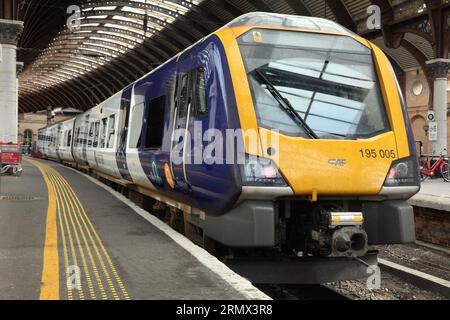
[0,19,23,144]
[426,59,450,156]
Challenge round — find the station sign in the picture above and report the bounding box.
[428,121,438,142]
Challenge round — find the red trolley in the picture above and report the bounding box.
[0,143,22,176]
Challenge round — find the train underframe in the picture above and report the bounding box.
[186,198,414,284]
[70,165,415,284]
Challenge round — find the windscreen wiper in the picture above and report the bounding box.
[254,69,318,139]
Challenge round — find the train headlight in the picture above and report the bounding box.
[384,156,419,187]
[240,154,287,186]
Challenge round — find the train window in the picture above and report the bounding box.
[238,29,390,140]
[145,95,166,149]
[78,128,82,146]
[77,129,81,146]
[128,103,145,149]
[67,130,72,147]
[107,114,116,149]
[100,117,108,148]
[79,126,86,146]
[88,123,94,147]
[178,74,190,118]
[194,68,208,117]
[93,121,100,148]
[82,127,86,146]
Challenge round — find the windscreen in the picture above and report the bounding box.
[237,29,390,140]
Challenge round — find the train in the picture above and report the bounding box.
[37,12,420,284]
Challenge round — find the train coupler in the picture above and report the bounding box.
[306,206,368,258]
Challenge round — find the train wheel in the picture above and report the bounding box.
[169,208,185,235]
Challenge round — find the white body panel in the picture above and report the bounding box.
[37,128,46,157]
[72,112,91,165]
[84,92,122,179]
[126,86,155,190]
[46,125,59,160]
[57,118,75,162]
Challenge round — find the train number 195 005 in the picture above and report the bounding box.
[359,148,396,159]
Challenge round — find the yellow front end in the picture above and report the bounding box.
[217,24,413,198]
[260,130,398,196]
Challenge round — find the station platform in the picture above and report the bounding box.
[408,180,450,247]
[0,158,268,300]
[409,180,450,211]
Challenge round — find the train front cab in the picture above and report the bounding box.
[204,14,420,282]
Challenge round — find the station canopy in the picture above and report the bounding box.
[10,0,450,112]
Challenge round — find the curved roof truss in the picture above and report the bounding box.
[14,0,450,113]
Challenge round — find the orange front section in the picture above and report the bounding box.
[216,25,411,197]
[260,129,397,196]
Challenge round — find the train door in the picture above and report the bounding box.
[70,118,77,163]
[81,114,90,163]
[182,67,209,190]
[116,87,133,181]
[56,124,63,160]
[50,127,58,160]
[92,120,100,167]
[125,87,156,189]
[170,67,193,191]
[86,120,96,167]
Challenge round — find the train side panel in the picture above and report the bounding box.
[93,94,122,179]
[46,125,59,161]
[57,118,75,163]
[72,112,90,166]
[126,35,243,214]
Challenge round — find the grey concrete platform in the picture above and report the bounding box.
[0,161,47,299]
[0,159,267,300]
[409,180,450,211]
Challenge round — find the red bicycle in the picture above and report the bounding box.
[420,149,450,182]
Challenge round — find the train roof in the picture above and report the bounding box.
[227,12,355,36]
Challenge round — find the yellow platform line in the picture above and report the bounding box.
[53,170,127,300]
[28,159,60,300]
[50,171,97,300]
[56,170,130,300]
[52,172,120,300]
[27,158,130,300]
[50,170,106,300]
[53,173,73,300]
[50,172,94,299]
[47,171,85,300]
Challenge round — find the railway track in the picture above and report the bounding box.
[255,284,352,300]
